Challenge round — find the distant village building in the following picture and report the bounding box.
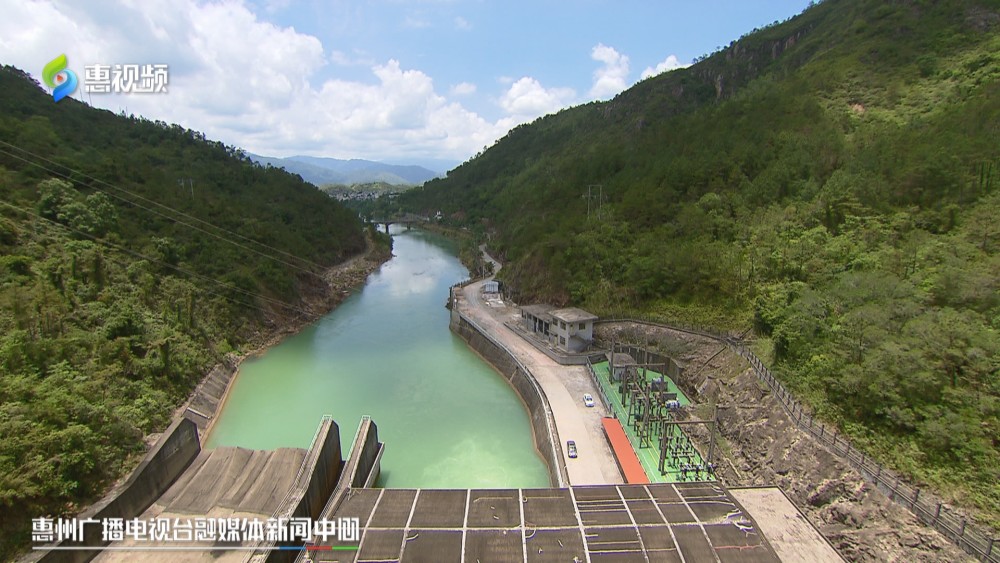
[520,305,598,353]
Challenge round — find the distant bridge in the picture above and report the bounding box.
[369,212,428,232]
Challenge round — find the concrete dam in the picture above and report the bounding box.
[28,411,800,562]
[27,414,384,563]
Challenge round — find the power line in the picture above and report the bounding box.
[0,140,330,278]
[0,199,317,318]
[0,143,321,278]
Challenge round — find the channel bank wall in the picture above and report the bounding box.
[249,416,346,563]
[28,418,201,563]
[449,300,568,488]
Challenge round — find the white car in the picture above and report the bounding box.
[583,393,595,407]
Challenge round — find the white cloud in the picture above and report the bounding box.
[402,15,430,29]
[0,0,524,161]
[0,0,589,163]
[499,77,576,119]
[450,82,476,96]
[330,49,374,67]
[641,54,688,79]
[589,43,629,99]
[454,16,471,30]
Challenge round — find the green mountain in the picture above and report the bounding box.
[0,66,367,557]
[398,0,1000,528]
[248,153,441,186]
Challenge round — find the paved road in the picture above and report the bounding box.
[458,261,622,485]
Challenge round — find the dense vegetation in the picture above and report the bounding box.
[0,66,366,558]
[396,0,1000,528]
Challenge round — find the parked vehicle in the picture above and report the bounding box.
[567,440,578,458]
[583,393,595,407]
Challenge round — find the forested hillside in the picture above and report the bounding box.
[0,66,366,557]
[397,0,1000,529]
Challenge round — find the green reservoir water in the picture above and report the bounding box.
[205,227,549,489]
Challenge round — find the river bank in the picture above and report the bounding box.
[407,221,495,275]
[201,227,548,486]
[175,228,392,442]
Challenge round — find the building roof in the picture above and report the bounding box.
[521,304,556,319]
[550,307,598,323]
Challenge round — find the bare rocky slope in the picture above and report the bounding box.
[596,322,974,562]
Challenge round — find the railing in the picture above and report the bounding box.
[584,358,614,414]
[451,295,569,488]
[598,318,999,562]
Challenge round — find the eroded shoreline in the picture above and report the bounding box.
[175,233,392,444]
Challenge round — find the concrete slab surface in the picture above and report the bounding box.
[729,486,844,563]
[92,446,308,563]
[308,484,782,563]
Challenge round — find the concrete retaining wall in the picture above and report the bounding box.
[611,343,684,380]
[501,321,596,365]
[184,353,240,438]
[287,418,384,563]
[253,417,344,563]
[450,312,568,488]
[28,418,201,563]
[316,417,383,521]
[348,418,382,488]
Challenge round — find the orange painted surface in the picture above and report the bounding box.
[601,417,649,484]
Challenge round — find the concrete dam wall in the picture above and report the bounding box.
[28,418,201,563]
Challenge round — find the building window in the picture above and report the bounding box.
[579,322,585,330]
[560,337,566,345]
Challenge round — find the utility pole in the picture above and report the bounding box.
[178,178,194,198]
[708,404,718,465]
[583,185,603,221]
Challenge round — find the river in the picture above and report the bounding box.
[204,227,549,489]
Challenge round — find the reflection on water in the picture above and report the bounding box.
[205,227,549,488]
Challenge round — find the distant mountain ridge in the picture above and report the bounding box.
[248,153,443,186]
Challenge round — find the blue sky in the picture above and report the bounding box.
[249,0,811,121]
[1,0,812,167]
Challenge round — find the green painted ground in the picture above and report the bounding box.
[591,361,713,483]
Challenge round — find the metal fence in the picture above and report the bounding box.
[597,317,999,562]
